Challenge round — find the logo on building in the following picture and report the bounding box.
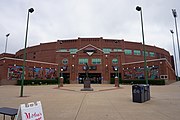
[86,52,94,56]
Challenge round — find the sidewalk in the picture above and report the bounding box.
[0,82,180,120]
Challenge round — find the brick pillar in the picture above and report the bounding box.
[115,76,119,87]
[60,77,64,87]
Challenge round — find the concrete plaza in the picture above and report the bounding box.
[0,82,180,120]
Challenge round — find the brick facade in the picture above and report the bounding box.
[0,37,176,85]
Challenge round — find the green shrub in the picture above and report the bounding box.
[17,79,58,85]
[110,79,165,85]
[110,78,115,84]
[121,79,165,85]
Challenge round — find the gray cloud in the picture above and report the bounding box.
[0,0,180,74]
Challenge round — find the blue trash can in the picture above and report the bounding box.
[144,84,150,101]
[132,84,145,103]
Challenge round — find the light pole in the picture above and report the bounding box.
[114,41,118,78]
[5,33,10,53]
[57,65,60,88]
[60,68,63,78]
[114,41,119,87]
[170,30,179,81]
[20,8,34,97]
[172,9,180,80]
[136,6,148,84]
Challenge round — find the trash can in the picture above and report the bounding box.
[144,84,150,101]
[132,84,145,103]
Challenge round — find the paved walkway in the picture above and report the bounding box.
[0,82,180,120]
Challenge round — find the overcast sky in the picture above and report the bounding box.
[0,0,180,74]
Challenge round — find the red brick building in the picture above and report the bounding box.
[0,37,176,85]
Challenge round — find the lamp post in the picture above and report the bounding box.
[5,33,10,53]
[57,65,60,88]
[59,68,64,87]
[114,41,119,87]
[60,68,63,78]
[20,8,34,97]
[114,41,118,78]
[172,9,180,80]
[58,41,64,87]
[170,30,179,81]
[136,6,148,84]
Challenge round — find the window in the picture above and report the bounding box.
[79,58,88,64]
[92,58,101,64]
[124,49,132,55]
[113,48,122,52]
[103,48,112,53]
[59,49,68,52]
[112,58,118,64]
[134,50,141,55]
[62,58,68,65]
[142,51,148,56]
[149,52,155,57]
[69,48,77,54]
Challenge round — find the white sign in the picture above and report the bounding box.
[16,101,44,120]
[86,52,94,56]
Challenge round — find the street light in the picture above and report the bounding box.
[172,9,180,80]
[136,6,148,84]
[60,68,63,78]
[20,8,34,97]
[170,30,179,81]
[114,41,119,87]
[114,41,118,78]
[57,65,60,88]
[5,33,10,53]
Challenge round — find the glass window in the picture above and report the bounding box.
[103,48,112,53]
[113,48,122,52]
[92,58,101,64]
[124,49,132,55]
[142,51,148,56]
[62,58,68,65]
[112,58,118,64]
[59,49,68,52]
[69,48,77,54]
[149,52,155,57]
[134,50,141,55]
[79,58,88,64]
